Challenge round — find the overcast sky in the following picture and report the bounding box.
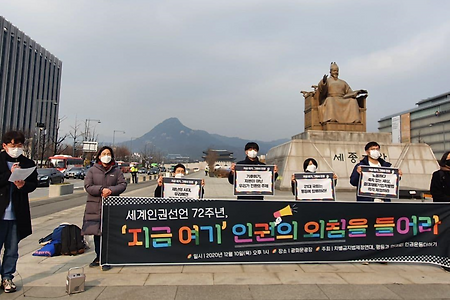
[3,0,450,144]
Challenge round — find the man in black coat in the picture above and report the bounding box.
[0,131,38,293]
[228,142,278,200]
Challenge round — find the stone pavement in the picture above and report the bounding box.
[1,173,450,299]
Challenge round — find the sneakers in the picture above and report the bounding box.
[1,278,17,293]
[89,258,99,268]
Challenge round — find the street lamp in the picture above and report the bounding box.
[113,130,125,148]
[34,99,57,165]
[84,119,101,141]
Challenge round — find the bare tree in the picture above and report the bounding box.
[114,146,131,161]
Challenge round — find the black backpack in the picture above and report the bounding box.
[60,225,85,255]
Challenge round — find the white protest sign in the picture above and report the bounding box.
[162,178,202,199]
[358,166,399,198]
[234,165,274,196]
[294,173,335,200]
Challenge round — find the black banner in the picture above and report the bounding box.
[101,197,450,267]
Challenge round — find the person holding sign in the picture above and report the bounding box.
[0,131,38,293]
[350,141,402,202]
[228,142,278,200]
[155,163,205,198]
[82,146,127,271]
[291,158,338,197]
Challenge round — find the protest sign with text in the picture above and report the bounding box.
[358,166,400,199]
[294,173,335,201]
[234,165,274,196]
[162,177,202,199]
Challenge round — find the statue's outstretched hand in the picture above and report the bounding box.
[322,74,328,84]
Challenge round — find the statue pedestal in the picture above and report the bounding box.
[321,122,365,132]
[266,131,438,193]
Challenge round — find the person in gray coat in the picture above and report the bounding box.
[81,146,126,271]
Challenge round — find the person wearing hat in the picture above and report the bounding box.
[228,142,278,200]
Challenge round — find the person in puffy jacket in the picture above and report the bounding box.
[81,146,126,271]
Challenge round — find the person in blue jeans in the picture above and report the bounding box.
[0,131,38,293]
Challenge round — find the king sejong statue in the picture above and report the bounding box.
[317,62,367,124]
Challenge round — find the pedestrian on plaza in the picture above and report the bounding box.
[430,151,450,202]
[228,142,278,200]
[350,141,402,202]
[155,163,204,197]
[81,146,127,271]
[291,158,338,196]
[205,165,209,176]
[130,165,138,184]
[0,131,38,293]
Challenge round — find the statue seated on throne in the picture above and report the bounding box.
[302,62,368,132]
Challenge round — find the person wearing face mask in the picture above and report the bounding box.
[154,164,205,197]
[291,158,338,196]
[350,141,402,202]
[81,146,127,271]
[0,131,37,293]
[228,142,278,200]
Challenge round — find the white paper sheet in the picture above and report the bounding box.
[9,166,36,182]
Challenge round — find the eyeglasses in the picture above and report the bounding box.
[7,143,23,148]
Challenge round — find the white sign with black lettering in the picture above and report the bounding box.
[234,165,274,196]
[162,178,202,199]
[294,173,335,200]
[358,166,400,198]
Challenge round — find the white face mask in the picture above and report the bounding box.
[7,147,23,158]
[174,173,184,178]
[247,150,258,159]
[306,164,317,173]
[369,149,381,160]
[100,155,112,164]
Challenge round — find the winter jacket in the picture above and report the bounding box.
[0,151,38,240]
[430,169,450,202]
[350,156,392,202]
[228,157,278,200]
[81,163,127,236]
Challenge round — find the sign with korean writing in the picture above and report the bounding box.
[294,173,335,201]
[162,178,202,199]
[101,196,450,268]
[234,165,274,196]
[358,166,400,199]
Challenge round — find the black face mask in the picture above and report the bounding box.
[445,160,450,167]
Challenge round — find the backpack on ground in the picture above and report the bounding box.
[33,223,86,257]
[61,224,85,255]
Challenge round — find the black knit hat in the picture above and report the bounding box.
[245,142,259,151]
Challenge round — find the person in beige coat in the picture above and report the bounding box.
[81,146,126,271]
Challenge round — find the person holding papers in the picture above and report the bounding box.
[291,158,338,196]
[155,163,205,197]
[228,142,278,200]
[430,151,450,203]
[350,141,401,202]
[0,131,37,293]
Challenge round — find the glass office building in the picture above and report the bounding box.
[0,16,62,157]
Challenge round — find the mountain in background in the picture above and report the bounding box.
[122,118,289,161]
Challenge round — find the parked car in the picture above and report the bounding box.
[64,167,86,179]
[37,168,65,187]
[147,167,159,175]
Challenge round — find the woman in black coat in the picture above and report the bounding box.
[430,151,450,202]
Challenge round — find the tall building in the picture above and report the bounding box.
[378,92,450,160]
[0,16,62,158]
